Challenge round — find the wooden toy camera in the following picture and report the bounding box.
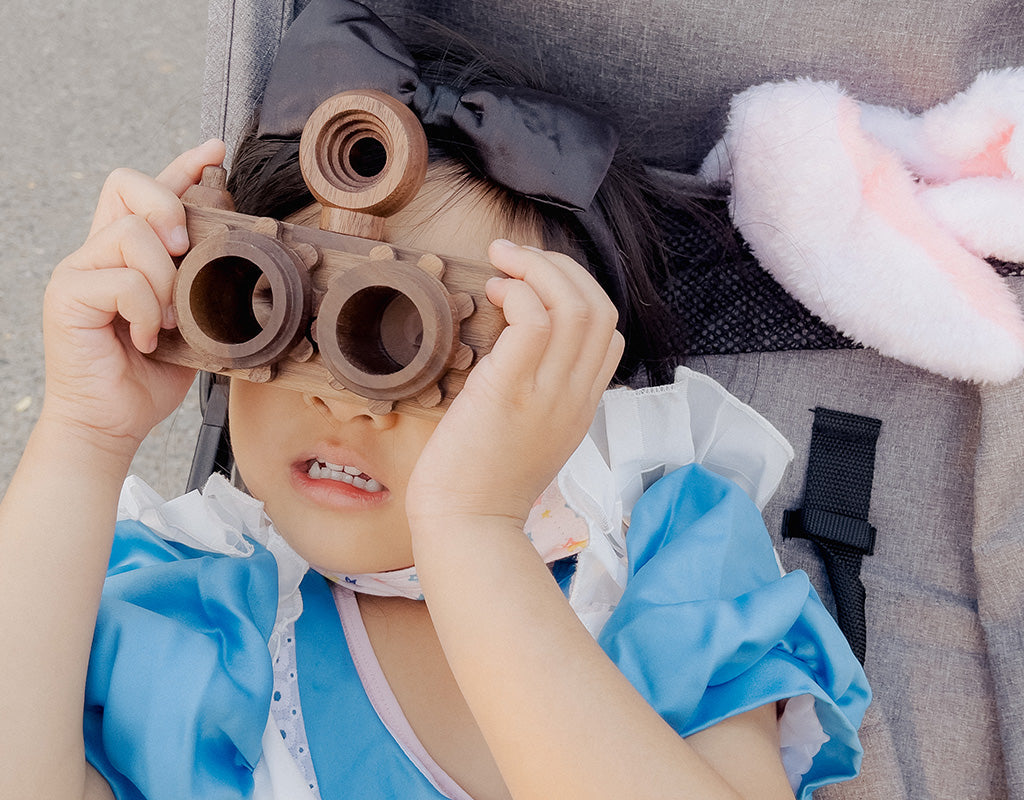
[150,90,505,417]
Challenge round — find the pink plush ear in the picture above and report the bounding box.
[916,69,1024,181]
[918,177,1024,263]
[710,79,1024,384]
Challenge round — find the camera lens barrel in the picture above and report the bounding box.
[314,261,461,402]
[174,229,312,369]
[299,91,429,217]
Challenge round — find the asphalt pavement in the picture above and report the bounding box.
[1,1,209,498]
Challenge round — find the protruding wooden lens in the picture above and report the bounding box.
[299,90,428,217]
[315,261,458,403]
[174,229,311,368]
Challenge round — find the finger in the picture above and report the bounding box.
[523,247,621,359]
[63,215,178,329]
[489,240,579,304]
[89,139,226,252]
[155,138,226,195]
[489,240,618,381]
[590,330,625,405]
[525,247,621,385]
[90,167,190,256]
[51,268,165,354]
[495,242,614,321]
[525,246,615,315]
[481,276,551,391]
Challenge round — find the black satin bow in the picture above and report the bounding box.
[257,0,619,213]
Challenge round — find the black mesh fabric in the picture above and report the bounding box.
[653,193,1024,357]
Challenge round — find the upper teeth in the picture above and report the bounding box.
[308,459,384,492]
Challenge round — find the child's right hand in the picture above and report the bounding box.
[40,139,226,457]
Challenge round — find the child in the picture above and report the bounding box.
[0,2,869,799]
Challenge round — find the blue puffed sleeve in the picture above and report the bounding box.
[598,464,870,798]
[83,519,280,800]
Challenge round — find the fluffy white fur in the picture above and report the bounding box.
[700,71,1024,384]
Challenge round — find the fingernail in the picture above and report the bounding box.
[163,305,177,329]
[491,238,518,249]
[169,226,189,252]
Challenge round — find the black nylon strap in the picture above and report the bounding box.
[783,407,882,664]
[186,373,233,493]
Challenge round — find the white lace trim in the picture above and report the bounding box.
[269,620,320,798]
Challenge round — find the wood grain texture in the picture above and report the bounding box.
[152,204,505,417]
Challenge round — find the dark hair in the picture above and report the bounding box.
[228,17,678,385]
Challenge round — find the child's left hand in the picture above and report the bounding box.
[405,244,790,800]
[406,240,623,527]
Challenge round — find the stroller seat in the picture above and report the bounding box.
[199,2,1024,797]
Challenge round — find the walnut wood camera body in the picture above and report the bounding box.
[148,91,506,418]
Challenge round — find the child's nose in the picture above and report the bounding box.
[302,392,398,430]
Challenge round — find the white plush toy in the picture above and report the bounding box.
[700,69,1024,384]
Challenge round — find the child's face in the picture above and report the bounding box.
[228,170,542,574]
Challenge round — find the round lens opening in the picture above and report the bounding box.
[348,135,388,178]
[189,256,266,344]
[336,287,423,375]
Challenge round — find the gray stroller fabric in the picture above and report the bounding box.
[200,1,1024,797]
[203,0,1024,175]
[690,324,1024,799]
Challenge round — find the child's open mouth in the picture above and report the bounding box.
[304,459,385,493]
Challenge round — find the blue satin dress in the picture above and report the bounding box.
[84,464,869,799]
